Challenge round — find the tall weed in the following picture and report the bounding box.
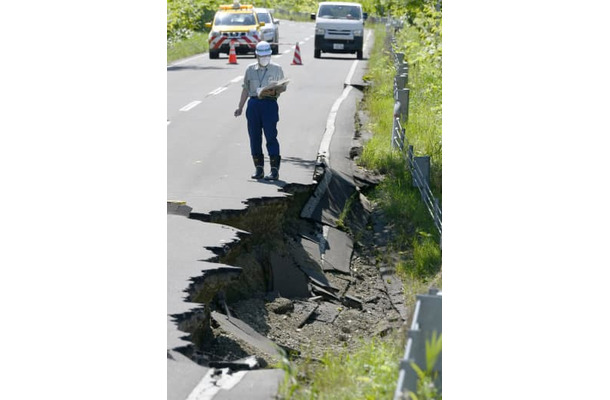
[360,19,442,278]
[277,336,403,400]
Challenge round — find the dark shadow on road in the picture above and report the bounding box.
[281,156,316,169]
[247,156,316,186]
[315,56,368,61]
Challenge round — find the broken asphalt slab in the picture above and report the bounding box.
[300,230,354,274]
[211,311,284,360]
[167,73,381,400]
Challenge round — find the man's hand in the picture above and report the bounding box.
[234,107,243,117]
[259,88,276,98]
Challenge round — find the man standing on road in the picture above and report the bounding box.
[234,41,286,181]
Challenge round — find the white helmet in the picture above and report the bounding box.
[255,41,272,56]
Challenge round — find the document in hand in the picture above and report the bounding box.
[256,78,290,98]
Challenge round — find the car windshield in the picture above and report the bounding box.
[256,12,271,23]
[318,5,361,19]
[215,12,256,26]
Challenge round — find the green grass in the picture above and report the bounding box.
[274,10,315,22]
[276,334,404,400]
[276,19,442,399]
[167,31,208,64]
[360,21,442,270]
[166,11,443,399]
[395,12,442,193]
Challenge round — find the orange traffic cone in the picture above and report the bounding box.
[228,41,237,64]
[291,42,302,65]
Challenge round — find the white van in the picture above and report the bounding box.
[311,2,367,59]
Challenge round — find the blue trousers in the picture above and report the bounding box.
[246,97,280,157]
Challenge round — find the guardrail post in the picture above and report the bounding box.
[397,88,409,122]
[395,52,404,66]
[391,104,401,149]
[399,61,409,85]
[413,156,430,190]
[396,73,407,91]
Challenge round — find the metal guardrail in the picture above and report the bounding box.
[385,21,443,398]
[387,28,442,244]
[394,288,442,399]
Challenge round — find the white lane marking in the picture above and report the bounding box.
[302,64,358,219]
[283,49,291,54]
[180,101,201,112]
[345,60,358,85]
[364,30,373,52]
[167,53,206,68]
[344,30,373,85]
[185,369,247,400]
[231,76,243,83]
[318,85,354,165]
[209,87,228,96]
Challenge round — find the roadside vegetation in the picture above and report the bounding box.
[360,3,442,282]
[276,2,442,399]
[167,0,442,398]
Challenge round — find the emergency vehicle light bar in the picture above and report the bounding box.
[219,1,253,10]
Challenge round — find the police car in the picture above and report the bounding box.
[205,1,264,59]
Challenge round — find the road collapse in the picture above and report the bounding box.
[169,105,409,373]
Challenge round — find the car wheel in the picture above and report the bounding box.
[209,50,219,59]
[272,44,279,55]
[314,49,321,58]
[357,50,363,60]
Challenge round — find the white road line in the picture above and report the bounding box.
[283,49,291,54]
[186,370,247,400]
[302,59,359,219]
[318,85,353,166]
[364,30,373,52]
[167,53,206,68]
[344,30,373,85]
[209,87,228,96]
[180,101,201,112]
[345,60,358,85]
[231,76,243,83]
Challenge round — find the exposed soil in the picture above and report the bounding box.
[181,170,411,370]
[180,107,410,368]
[228,250,404,362]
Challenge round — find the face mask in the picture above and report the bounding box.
[258,56,271,67]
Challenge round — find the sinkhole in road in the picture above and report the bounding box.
[177,184,319,362]
[174,182,408,369]
[174,177,407,370]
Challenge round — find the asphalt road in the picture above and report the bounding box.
[168,20,374,400]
